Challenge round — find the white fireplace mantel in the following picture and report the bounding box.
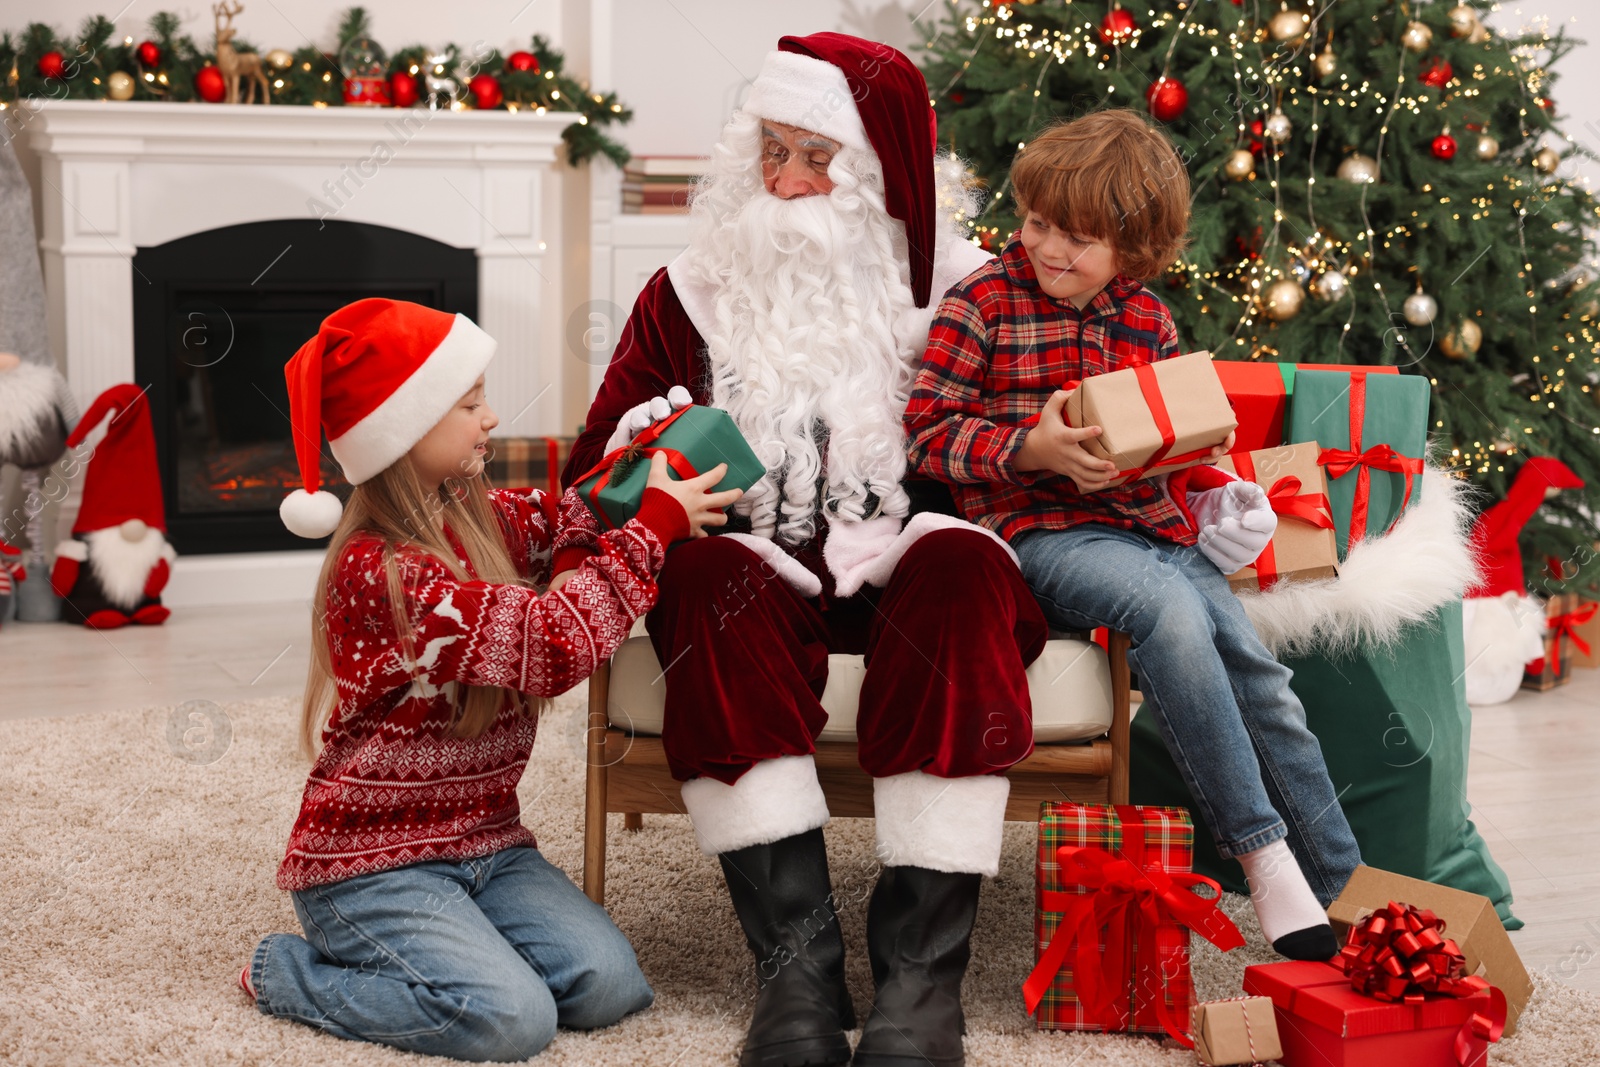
[24,99,573,437]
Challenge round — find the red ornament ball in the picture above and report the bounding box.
[37,51,66,80]
[1099,7,1139,45]
[1431,133,1457,160]
[469,73,503,109]
[136,40,161,67]
[1419,58,1452,88]
[1249,118,1265,155]
[1145,76,1188,122]
[388,71,419,108]
[506,51,539,74]
[194,64,227,103]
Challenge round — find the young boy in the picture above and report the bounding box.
[904,109,1359,960]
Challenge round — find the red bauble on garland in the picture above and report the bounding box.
[1249,118,1265,155]
[1145,76,1188,122]
[1099,7,1139,45]
[194,64,227,103]
[1419,58,1453,88]
[37,51,66,80]
[136,40,161,67]
[1431,132,1458,160]
[469,73,503,109]
[388,71,419,108]
[506,50,539,74]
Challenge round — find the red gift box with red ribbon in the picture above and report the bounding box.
[1022,803,1244,1043]
[1244,901,1507,1067]
[1215,441,1340,592]
[1214,361,1399,456]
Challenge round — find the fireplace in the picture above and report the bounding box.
[133,219,478,553]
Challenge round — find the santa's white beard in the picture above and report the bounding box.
[85,526,167,610]
[696,166,919,545]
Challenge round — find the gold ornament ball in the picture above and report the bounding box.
[1447,4,1479,37]
[1533,147,1560,174]
[1439,318,1482,360]
[1269,10,1310,41]
[1313,50,1338,78]
[1263,279,1305,321]
[106,70,135,100]
[1474,133,1499,161]
[1264,109,1293,143]
[266,48,295,69]
[1401,20,1434,52]
[1468,19,1490,43]
[1337,153,1379,183]
[1224,149,1255,181]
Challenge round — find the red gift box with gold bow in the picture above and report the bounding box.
[1022,803,1244,1043]
[1244,901,1507,1067]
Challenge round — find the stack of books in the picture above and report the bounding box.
[621,156,712,214]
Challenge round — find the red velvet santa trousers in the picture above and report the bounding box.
[645,529,1049,785]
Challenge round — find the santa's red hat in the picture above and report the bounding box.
[1466,455,1585,597]
[66,384,166,535]
[280,298,496,538]
[742,32,939,308]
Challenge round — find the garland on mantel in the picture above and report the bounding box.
[0,8,632,166]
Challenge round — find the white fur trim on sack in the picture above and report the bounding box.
[874,770,1010,876]
[1238,465,1479,658]
[1461,592,1549,706]
[330,313,497,485]
[680,754,830,855]
[717,533,823,598]
[742,50,870,152]
[825,512,1020,599]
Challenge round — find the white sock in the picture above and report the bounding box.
[1238,839,1330,947]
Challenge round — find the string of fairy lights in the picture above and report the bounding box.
[926,0,1600,477]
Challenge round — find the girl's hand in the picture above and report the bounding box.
[548,568,577,592]
[645,452,743,538]
[1014,389,1122,493]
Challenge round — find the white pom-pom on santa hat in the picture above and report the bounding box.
[279,489,344,540]
[279,298,496,538]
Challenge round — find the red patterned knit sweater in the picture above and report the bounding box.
[277,485,685,892]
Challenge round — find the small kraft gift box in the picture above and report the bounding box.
[1213,360,1400,456]
[571,405,766,529]
[1214,441,1339,592]
[1065,351,1237,487]
[1191,996,1283,1067]
[1022,802,1243,1046]
[1522,593,1596,690]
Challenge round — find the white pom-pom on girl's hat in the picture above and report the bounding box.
[279,298,496,538]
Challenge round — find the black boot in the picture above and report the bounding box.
[719,828,856,1067]
[851,866,981,1067]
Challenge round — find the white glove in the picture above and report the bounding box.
[1190,480,1278,573]
[602,385,694,453]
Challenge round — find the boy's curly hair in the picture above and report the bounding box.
[1009,109,1191,280]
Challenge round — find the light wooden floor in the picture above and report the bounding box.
[4,602,1598,993]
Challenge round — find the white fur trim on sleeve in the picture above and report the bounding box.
[54,539,87,562]
[874,770,1010,876]
[679,754,830,855]
[716,533,823,598]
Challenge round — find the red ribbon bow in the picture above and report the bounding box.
[1546,602,1597,675]
[1022,841,1245,1047]
[573,406,700,528]
[1314,371,1423,545]
[1338,901,1507,1066]
[1230,451,1336,589]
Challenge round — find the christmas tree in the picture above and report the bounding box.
[919,0,1600,590]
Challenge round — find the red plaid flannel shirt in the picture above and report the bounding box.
[905,236,1199,546]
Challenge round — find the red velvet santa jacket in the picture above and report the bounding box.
[277,485,685,892]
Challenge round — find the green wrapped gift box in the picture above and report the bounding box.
[1287,369,1429,559]
[572,405,767,529]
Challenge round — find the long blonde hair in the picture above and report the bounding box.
[299,456,542,759]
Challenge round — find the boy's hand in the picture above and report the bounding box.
[645,452,743,539]
[1014,389,1122,493]
[1203,431,1237,462]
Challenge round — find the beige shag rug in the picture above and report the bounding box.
[1,692,1594,1066]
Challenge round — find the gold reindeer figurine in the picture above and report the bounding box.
[213,2,271,104]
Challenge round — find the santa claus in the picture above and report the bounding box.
[563,34,1045,1067]
[50,384,176,628]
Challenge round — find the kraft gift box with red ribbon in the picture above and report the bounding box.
[1573,597,1600,670]
[571,405,766,529]
[1022,802,1244,1043]
[1244,901,1508,1067]
[1215,441,1339,592]
[1065,352,1238,486]
[1521,592,1594,691]
[1287,368,1428,559]
[1214,361,1400,456]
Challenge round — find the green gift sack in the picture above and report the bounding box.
[1287,369,1428,559]
[572,405,767,529]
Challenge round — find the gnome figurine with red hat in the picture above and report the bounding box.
[50,384,177,628]
[1461,456,1586,704]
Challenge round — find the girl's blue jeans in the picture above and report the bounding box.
[1014,523,1361,905]
[250,846,653,1062]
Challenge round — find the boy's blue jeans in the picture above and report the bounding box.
[250,846,653,1062]
[1014,523,1361,905]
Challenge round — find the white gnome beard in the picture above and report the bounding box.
[84,526,167,610]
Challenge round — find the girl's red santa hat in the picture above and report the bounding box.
[65,383,166,535]
[279,298,496,538]
[741,32,940,308]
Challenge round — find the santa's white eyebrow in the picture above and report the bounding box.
[761,125,839,153]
